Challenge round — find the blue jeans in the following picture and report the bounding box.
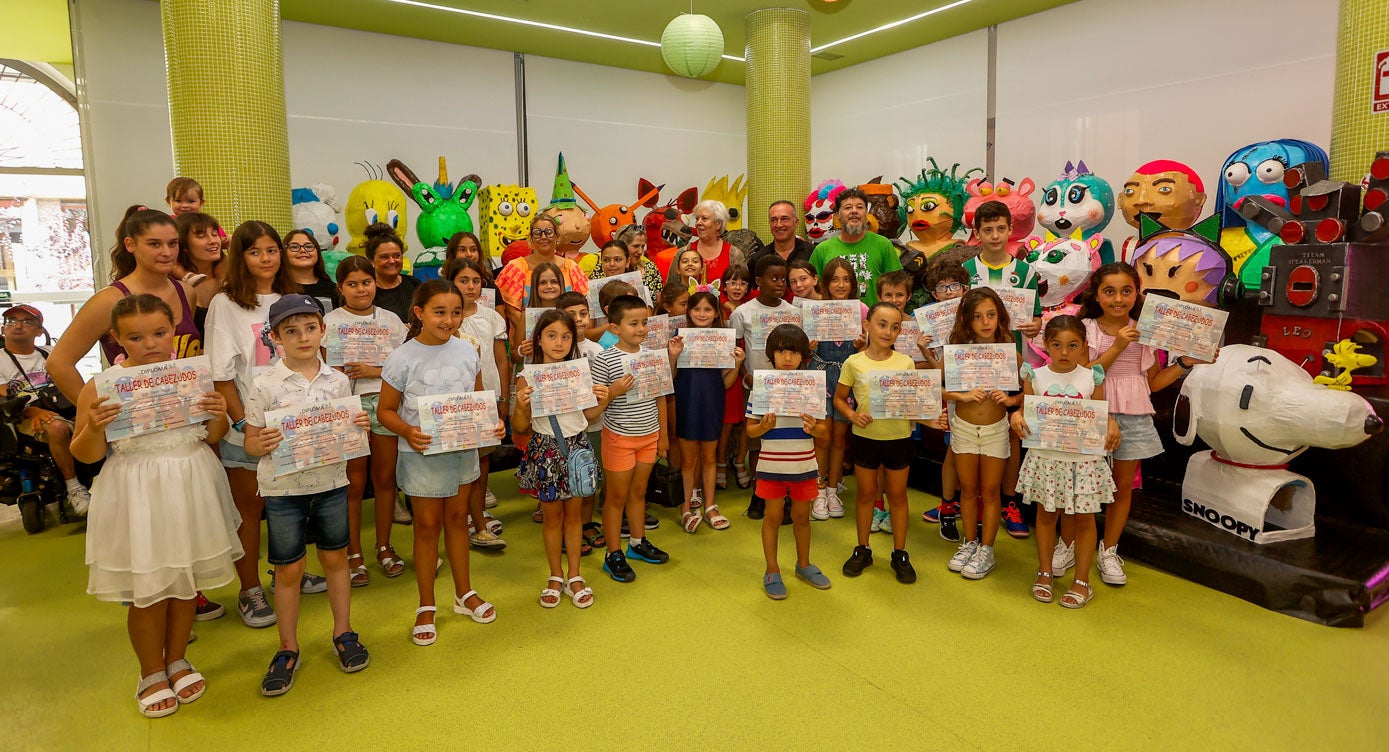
[265,486,350,565]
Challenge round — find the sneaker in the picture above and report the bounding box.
[193,592,225,621]
[939,502,961,542]
[483,488,498,510]
[879,512,893,535]
[948,540,980,572]
[890,549,917,584]
[469,530,508,550]
[1098,544,1127,586]
[961,544,996,580]
[811,488,830,521]
[66,485,92,516]
[747,495,765,519]
[794,563,832,589]
[922,503,942,524]
[870,509,887,532]
[842,545,873,577]
[826,488,845,518]
[603,550,636,583]
[269,571,328,594]
[238,586,277,628]
[644,513,659,530]
[1002,501,1030,538]
[627,538,670,564]
[393,495,413,524]
[1051,539,1076,577]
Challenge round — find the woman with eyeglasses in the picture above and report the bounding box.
[493,214,590,338]
[363,223,419,324]
[282,229,341,313]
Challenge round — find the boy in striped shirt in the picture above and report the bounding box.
[745,324,830,600]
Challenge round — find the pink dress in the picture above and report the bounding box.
[1083,318,1156,416]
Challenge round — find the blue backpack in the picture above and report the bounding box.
[548,416,599,498]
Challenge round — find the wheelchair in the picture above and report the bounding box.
[0,393,70,534]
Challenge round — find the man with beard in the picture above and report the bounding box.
[748,200,813,301]
[808,188,902,306]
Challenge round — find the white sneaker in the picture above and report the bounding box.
[948,540,979,572]
[1098,544,1127,586]
[67,485,91,516]
[483,488,498,509]
[879,512,893,534]
[811,487,830,521]
[961,544,996,580]
[826,488,845,518]
[1051,539,1075,577]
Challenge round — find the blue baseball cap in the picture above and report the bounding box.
[267,294,324,329]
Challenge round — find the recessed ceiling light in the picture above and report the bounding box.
[383,0,746,62]
[810,0,975,54]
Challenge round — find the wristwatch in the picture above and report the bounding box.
[232,418,246,432]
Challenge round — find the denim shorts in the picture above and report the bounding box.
[825,393,851,424]
[265,486,349,565]
[397,449,480,499]
[218,438,259,471]
[1112,413,1163,461]
[359,393,394,437]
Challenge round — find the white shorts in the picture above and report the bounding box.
[950,416,1011,459]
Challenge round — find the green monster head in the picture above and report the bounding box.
[897,158,982,235]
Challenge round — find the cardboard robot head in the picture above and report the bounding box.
[805,179,847,245]
[479,184,539,259]
[1216,139,1329,245]
[345,163,408,255]
[858,178,905,240]
[1175,344,1381,466]
[291,184,342,251]
[702,175,747,231]
[963,176,1037,253]
[643,185,699,254]
[573,179,662,248]
[387,157,480,249]
[545,153,590,257]
[1022,232,1102,308]
[1130,214,1236,307]
[1119,160,1206,231]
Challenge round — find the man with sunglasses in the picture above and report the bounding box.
[808,188,903,306]
[0,305,91,514]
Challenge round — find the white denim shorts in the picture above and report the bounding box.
[950,416,1011,459]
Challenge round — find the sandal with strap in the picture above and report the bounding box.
[376,545,405,578]
[1031,571,1054,603]
[453,590,497,623]
[260,650,300,697]
[582,522,605,549]
[563,576,594,609]
[136,671,178,718]
[348,553,370,587]
[165,658,205,704]
[704,505,731,531]
[733,461,752,489]
[412,606,438,646]
[539,576,564,608]
[483,511,503,535]
[532,504,544,523]
[1060,579,1094,609]
[682,509,702,534]
[332,631,370,673]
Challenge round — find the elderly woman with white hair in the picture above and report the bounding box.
[675,199,743,289]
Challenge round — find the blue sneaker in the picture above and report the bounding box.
[626,539,670,564]
[762,573,787,600]
[603,551,636,583]
[1003,501,1030,539]
[922,504,942,523]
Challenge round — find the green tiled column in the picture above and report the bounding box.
[745,8,810,240]
[162,0,291,230]
[1330,0,1389,183]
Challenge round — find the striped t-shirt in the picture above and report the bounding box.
[591,345,661,436]
[744,409,818,482]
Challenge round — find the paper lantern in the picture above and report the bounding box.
[661,14,724,78]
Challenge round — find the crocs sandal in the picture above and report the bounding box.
[348,554,370,587]
[540,576,563,608]
[704,505,731,531]
[412,606,437,646]
[376,545,405,578]
[563,576,594,609]
[453,590,497,623]
[1032,571,1054,603]
[136,671,178,718]
[332,631,370,673]
[682,510,702,534]
[165,658,205,704]
[1060,579,1093,609]
[260,650,300,697]
[582,522,606,549]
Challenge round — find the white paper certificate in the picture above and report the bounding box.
[800,299,861,342]
[943,344,1020,391]
[641,314,672,351]
[524,307,549,339]
[476,288,499,311]
[621,349,675,400]
[1136,296,1228,361]
[264,396,370,476]
[675,328,736,369]
[523,361,599,418]
[749,369,827,419]
[96,355,214,441]
[914,298,961,347]
[748,308,804,351]
[894,320,926,362]
[1021,396,1109,456]
[325,320,399,366]
[982,285,1037,329]
[866,369,942,420]
[588,271,651,319]
[414,390,501,455]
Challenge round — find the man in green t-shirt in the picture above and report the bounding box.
[808,188,902,306]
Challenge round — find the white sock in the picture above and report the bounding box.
[628,536,643,547]
[65,477,83,493]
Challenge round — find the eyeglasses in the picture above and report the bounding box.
[805,211,832,223]
[934,283,964,295]
[286,243,317,252]
[530,228,556,238]
[4,318,38,327]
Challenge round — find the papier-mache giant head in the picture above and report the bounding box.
[545,153,590,257]
[1216,139,1330,245]
[479,183,539,259]
[345,163,408,255]
[291,184,342,252]
[1039,161,1115,240]
[644,184,699,254]
[858,178,906,240]
[805,179,847,245]
[702,175,748,231]
[1119,160,1206,232]
[1130,214,1233,306]
[387,157,480,249]
[1175,344,1381,466]
[1022,232,1102,308]
[573,179,662,248]
[898,158,980,249]
[963,176,1037,254]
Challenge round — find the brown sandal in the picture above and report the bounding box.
[348,553,370,587]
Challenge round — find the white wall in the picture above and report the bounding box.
[811,30,989,190]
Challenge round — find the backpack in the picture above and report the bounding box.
[548,415,599,499]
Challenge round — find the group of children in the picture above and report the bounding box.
[77,180,1206,718]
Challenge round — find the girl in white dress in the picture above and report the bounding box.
[74,294,243,718]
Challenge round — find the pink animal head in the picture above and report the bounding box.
[963,176,1038,253]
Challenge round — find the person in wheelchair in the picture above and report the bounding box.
[0,305,91,514]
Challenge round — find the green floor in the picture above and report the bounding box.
[4,476,1388,751]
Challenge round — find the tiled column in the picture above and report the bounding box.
[744,8,810,240]
[1330,0,1389,183]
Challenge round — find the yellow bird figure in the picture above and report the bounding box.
[1313,339,1378,391]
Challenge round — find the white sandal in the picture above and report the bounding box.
[484,512,503,535]
[348,553,369,587]
[412,606,438,646]
[539,576,563,608]
[563,576,594,609]
[453,590,497,623]
[135,671,178,718]
[165,658,205,704]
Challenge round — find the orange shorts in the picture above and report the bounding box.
[755,478,819,503]
[601,429,658,472]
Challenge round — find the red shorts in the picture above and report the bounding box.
[601,429,658,472]
[755,477,819,503]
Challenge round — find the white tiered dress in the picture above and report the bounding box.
[85,421,244,607]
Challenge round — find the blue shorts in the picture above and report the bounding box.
[1112,413,1163,461]
[219,438,259,471]
[826,393,851,424]
[359,393,394,437]
[265,487,350,565]
[397,449,480,499]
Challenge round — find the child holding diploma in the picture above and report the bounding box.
[243,295,373,695]
[810,257,868,524]
[74,294,242,718]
